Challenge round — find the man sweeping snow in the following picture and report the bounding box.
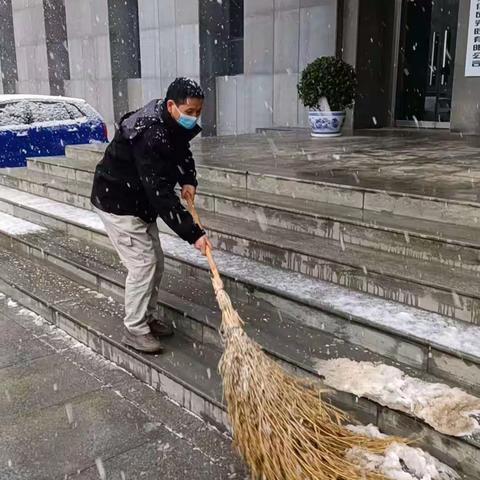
[90,77,211,354]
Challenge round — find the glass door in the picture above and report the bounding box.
[395,0,459,128]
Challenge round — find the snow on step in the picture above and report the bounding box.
[0,211,46,235]
[317,359,480,437]
[0,184,479,363]
[160,235,480,363]
[0,185,103,230]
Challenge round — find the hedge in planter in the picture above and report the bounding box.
[298,56,358,111]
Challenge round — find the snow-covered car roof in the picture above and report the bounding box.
[0,94,87,105]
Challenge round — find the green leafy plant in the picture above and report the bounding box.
[298,56,358,111]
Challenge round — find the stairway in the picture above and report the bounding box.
[0,143,479,478]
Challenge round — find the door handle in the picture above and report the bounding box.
[441,29,450,85]
[429,32,439,86]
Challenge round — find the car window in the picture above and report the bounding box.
[64,103,85,120]
[28,102,77,124]
[0,100,87,128]
[0,101,30,127]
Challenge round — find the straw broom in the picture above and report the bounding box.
[186,196,397,480]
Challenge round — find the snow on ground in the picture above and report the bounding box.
[346,424,459,480]
[0,211,46,235]
[318,359,480,437]
[17,307,47,327]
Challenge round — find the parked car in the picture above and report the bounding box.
[0,94,108,167]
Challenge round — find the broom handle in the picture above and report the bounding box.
[185,195,221,282]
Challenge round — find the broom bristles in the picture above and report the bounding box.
[213,276,398,480]
[185,199,399,479]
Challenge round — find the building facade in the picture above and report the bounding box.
[0,0,479,136]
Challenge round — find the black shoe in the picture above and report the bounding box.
[122,329,164,353]
[148,318,174,338]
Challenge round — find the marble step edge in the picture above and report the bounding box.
[25,156,480,248]
[4,167,480,304]
[1,176,479,327]
[61,144,480,208]
[1,221,475,394]
[61,145,480,225]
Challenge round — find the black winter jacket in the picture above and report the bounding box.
[91,100,205,244]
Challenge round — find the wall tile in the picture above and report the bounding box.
[244,14,274,75]
[275,0,300,10]
[242,74,273,131]
[176,23,200,78]
[138,0,158,31]
[245,0,274,16]
[175,0,198,25]
[159,25,177,77]
[299,4,336,70]
[65,0,92,38]
[140,29,160,79]
[216,75,238,135]
[273,72,299,126]
[158,0,176,27]
[274,8,300,73]
[94,35,112,80]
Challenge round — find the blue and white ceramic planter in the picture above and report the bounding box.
[308,110,346,137]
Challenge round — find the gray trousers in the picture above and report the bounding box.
[94,208,164,335]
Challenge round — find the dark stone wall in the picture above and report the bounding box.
[354,0,396,128]
[43,0,70,96]
[199,0,244,136]
[108,0,141,121]
[0,0,17,93]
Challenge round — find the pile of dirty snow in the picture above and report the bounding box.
[317,359,480,437]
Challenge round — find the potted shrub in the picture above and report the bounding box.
[298,56,357,138]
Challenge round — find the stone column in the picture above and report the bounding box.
[43,0,69,96]
[11,0,50,94]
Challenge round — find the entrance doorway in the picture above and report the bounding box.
[395,0,459,128]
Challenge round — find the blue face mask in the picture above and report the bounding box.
[174,105,198,130]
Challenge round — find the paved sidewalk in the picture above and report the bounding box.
[0,296,246,480]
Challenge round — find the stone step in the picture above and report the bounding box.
[63,143,480,228]
[0,186,478,395]
[26,155,480,271]
[3,166,480,324]
[0,212,468,388]
[0,245,227,426]
[0,223,478,478]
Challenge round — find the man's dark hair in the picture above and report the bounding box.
[166,77,204,105]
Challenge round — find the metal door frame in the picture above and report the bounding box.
[390,0,456,129]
